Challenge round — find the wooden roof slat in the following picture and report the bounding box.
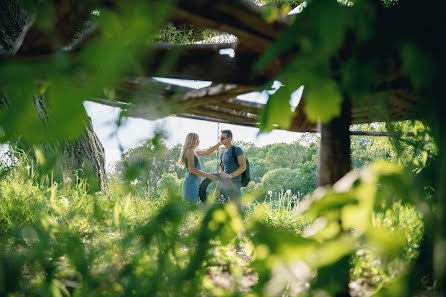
[173,0,286,52]
[201,104,258,120]
[208,100,260,115]
[189,106,257,125]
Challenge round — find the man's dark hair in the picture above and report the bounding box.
[221,129,232,138]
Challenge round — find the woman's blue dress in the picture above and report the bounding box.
[182,154,202,202]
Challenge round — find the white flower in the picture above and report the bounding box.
[286,189,292,195]
[268,191,272,195]
[130,179,139,185]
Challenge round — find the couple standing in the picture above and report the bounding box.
[179,130,246,204]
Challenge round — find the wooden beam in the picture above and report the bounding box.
[175,84,259,111]
[2,42,273,85]
[188,106,257,125]
[211,100,260,115]
[289,97,318,132]
[177,113,257,127]
[146,43,271,84]
[317,98,352,187]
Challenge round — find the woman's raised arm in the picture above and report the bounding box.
[196,142,222,156]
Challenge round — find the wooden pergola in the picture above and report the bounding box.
[1,0,423,186]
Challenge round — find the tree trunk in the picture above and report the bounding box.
[61,114,109,194]
[317,98,352,186]
[1,1,108,194]
[34,95,108,194]
[0,0,32,55]
[0,91,108,194]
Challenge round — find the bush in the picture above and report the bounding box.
[261,168,300,194]
[156,172,182,197]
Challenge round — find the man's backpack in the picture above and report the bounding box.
[220,146,250,187]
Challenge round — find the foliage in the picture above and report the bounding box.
[1,0,173,146]
[352,203,424,287]
[256,0,304,8]
[2,0,445,295]
[261,168,300,194]
[155,24,196,44]
[0,157,425,296]
[114,135,180,195]
[155,24,223,44]
[156,172,182,197]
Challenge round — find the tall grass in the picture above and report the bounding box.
[244,191,310,234]
[0,158,425,296]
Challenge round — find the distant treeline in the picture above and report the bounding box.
[113,123,424,198]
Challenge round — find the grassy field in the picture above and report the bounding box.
[0,164,424,297]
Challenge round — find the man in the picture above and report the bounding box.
[219,130,246,204]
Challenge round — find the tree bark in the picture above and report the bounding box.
[61,114,109,194]
[34,94,108,194]
[0,0,33,55]
[317,98,352,186]
[1,1,108,194]
[0,93,108,194]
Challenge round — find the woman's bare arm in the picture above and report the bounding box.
[196,142,222,156]
[186,149,217,180]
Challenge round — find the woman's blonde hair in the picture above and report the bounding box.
[179,133,199,168]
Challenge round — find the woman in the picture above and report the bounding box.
[179,133,221,202]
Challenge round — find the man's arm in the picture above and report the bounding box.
[220,154,246,178]
[230,155,247,177]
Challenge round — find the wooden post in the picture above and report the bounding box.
[317,98,351,186]
[317,97,352,297]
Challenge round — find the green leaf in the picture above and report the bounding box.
[250,222,318,262]
[304,79,343,123]
[401,43,434,90]
[258,86,294,132]
[311,254,351,295]
[305,191,359,220]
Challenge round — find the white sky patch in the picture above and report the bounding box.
[290,85,304,111]
[237,91,269,104]
[219,48,235,57]
[236,80,283,104]
[238,81,303,112]
[288,1,307,15]
[153,77,212,89]
[271,80,283,90]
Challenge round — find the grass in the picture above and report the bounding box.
[0,163,425,296]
